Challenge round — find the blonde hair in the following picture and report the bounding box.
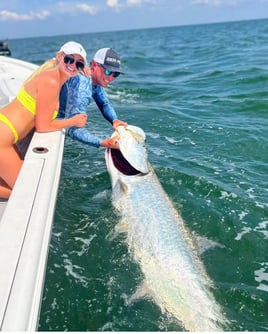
[24,58,58,83]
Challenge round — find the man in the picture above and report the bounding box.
[58,48,127,149]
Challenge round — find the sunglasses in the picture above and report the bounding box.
[99,64,120,78]
[64,55,85,71]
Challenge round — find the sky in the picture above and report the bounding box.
[0,0,268,39]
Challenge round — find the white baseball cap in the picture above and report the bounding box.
[59,41,87,63]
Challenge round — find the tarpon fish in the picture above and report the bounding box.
[105,125,228,331]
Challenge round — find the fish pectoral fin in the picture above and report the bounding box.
[119,180,128,194]
[125,281,152,306]
[115,220,129,233]
[194,233,225,255]
[112,180,128,197]
[106,220,129,241]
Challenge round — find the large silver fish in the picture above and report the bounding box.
[105,125,228,331]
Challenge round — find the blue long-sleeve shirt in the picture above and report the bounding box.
[58,73,118,147]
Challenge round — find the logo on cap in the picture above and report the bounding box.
[106,57,120,65]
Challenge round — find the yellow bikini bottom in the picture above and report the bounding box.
[0,88,59,143]
[0,113,19,143]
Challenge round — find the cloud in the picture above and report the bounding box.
[106,0,122,9]
[54,2,98,15]
[0,2,98,22]
[0,9,50,21]
[76,3,98,14]
[106,0,158,10]
[191,0,240,5]
[126,0,142,5]
[0,0,155,23]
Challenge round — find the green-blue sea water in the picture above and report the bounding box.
[10,18,268,331]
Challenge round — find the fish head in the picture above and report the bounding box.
[105,125,150,183]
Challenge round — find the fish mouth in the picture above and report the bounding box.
[109,148,142,176]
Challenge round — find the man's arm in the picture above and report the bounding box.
[67,127,102,147]
[92,85,118,123]
[59,75,103,147]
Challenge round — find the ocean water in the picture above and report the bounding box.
[10,18,268,331]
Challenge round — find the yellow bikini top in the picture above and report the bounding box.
[16,59,58,119]
[16,86,58,119]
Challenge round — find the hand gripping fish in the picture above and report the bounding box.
[105,125,228,331]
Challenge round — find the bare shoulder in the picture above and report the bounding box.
[37,68,60,90]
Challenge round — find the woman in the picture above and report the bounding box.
[0,41,88,199]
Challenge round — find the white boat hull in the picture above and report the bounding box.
[0,56,65,330]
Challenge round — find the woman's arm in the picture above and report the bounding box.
[35,73,87,132]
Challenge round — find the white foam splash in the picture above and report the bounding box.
[255,264,268,292]
[235,226,252,240]
[63,258,89,287]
